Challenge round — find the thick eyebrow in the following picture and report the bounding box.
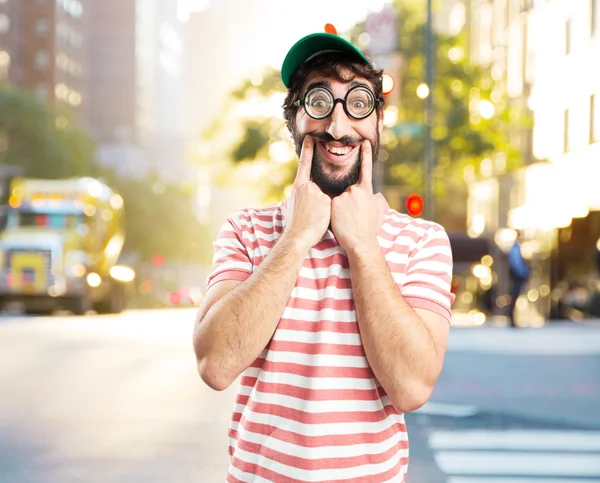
[305,80,331,92]
[303,79,374,95]
[350,80,372,90]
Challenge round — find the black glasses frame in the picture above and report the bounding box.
[294,85,383,120]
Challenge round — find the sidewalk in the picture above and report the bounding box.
[451,311,600,329]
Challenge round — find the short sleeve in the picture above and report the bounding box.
[206,217,253,290]
[400,227,455,322]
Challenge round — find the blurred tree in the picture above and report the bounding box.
[94,167,213,264]
[348,2,527,229]
[0,85,210,264]
[0,85,95,178]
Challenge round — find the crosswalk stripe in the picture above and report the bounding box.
[447,329,600,355]
[434,451,600,477]
[429,430,600,451]
[447,478,594,483]
[414,402,479,418]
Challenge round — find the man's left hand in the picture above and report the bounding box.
[331,140,388,252]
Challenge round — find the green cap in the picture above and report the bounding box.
[281,32,374,88]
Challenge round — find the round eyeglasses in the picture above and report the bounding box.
[294,85,382,120]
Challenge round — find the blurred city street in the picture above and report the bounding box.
[1,0,600,481]
[1,309,599,483]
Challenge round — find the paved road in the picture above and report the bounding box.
[0,309,235,483]
[0,310,599,482]
[407,322,600,483]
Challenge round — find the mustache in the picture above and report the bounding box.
[308,131,363,147]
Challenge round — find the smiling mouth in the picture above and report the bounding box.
[319,141,358,158]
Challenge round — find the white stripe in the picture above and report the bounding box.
[228,463,273,483]
[240,229,279,243]
[390,272,408,285]
[448,478,595,483]
[238,423,408,460]
[404,272,450,290]
[291,285,353,300]
[235,406,405,437]
[281,306,356,322]
[402,285,449,305]
[231,445,407,481]
[384,251,409,264]
[257,371,375,390]
[412,245,452,260]
[264,350,367,367]
[403,260,452,273]
[213,246,248,260]
[429,429,600,451]
[307,245,346,259]
[238,385,389,413]
[415,402,478,418]
[299,265,350,279]
[272,328,361,345]
[237,217,283,230]
[434,451,600,476]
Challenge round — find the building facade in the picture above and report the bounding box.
[85,0,186,183]
[466,0,600,322]
[0,0,85,119]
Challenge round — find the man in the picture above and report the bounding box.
[507,231,531,327]
[193,31,455,482]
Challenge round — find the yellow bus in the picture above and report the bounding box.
[0,177,134,315]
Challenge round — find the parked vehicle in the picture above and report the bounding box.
[0,177,134,314]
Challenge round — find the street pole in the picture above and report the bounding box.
[424,0,435,221]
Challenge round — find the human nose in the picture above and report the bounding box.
[325,101,351,140]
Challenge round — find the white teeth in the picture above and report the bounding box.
[325,144,351,155]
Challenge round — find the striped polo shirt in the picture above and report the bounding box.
[207,201,454,483]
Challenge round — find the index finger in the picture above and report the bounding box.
[358,140,373,192]
[294,135,314,187]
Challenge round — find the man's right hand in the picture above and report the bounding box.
[283,135,331,251]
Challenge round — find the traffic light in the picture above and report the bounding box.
[152,253,165,267]
[405,193,424,217]
[382,73,395,96]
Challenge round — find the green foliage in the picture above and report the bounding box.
[378,3,525,228]
[230,68,285,99]
[95,167,213,264]
[232,120,271,162]
[0,85,95,178]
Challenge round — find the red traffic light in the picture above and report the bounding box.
[152,254,165,267]
[406,193,424,217]
[382,73,395,95]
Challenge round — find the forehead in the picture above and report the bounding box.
[301,70,375,94]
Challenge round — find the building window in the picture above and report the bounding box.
[35,18,50,38]
[34,50,51,71]
[0,13,9,35]
[564,109,570,153]
[592,94,598,143]
[566,19,572,55]
[593,0,598,37]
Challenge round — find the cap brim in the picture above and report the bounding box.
[281,33,372,88]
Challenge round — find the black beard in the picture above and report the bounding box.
[293,131,379,197]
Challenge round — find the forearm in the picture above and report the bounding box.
[194,233,308,390]
[347,244,439,412]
